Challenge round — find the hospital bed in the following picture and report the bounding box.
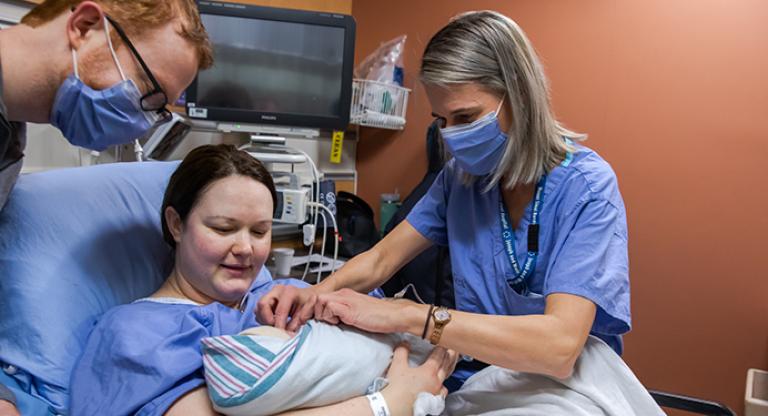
[0,161,736,415]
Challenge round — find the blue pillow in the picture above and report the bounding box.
[0,161,179,413]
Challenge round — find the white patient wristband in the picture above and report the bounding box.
[366,392,391,416]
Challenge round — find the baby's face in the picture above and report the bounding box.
[239,325,291,340]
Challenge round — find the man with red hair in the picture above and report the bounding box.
[0,0,213,212]
[0,1,212,414]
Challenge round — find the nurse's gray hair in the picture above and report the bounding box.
[420,10,585,189]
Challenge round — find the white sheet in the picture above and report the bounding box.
[444,336,665,415]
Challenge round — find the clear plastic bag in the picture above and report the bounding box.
[354,35,407,86]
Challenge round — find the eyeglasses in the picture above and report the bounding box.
[104,14,172,123]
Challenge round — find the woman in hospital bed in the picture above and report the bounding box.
[69,144,456,416]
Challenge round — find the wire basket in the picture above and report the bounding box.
[350,79,410,130]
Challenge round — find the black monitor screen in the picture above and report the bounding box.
[187,3,355,130]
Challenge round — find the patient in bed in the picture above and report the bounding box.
[69,144,453,416]
[202,321,443,416]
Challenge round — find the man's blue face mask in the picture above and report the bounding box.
[439,98,507,176]
[50,16,160,151]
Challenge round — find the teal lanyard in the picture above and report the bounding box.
[499,144,573,294]
[499,175,546,294]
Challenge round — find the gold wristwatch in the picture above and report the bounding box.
[429,306,452,345]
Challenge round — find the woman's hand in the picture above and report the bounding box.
[255,284,321,332]
[314,288,419,334]
[381,343,458,416]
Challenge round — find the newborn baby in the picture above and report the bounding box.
[201,320,444,416]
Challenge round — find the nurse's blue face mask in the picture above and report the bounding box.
[438,97,507,176]
[51,14,171,151]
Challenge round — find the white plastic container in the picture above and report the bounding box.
[746,368,768,416]
[350,79,410,130]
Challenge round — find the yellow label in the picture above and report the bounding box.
[330,130,344,164]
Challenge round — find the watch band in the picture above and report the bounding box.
[421,304,435,339]
[429,306,451,345]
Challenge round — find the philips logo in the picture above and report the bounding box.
[261,115,277,121]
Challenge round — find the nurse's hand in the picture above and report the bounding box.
[0,400,20,416]
[315,288,416,333]
[255,284,321,332]
[382,343,457,415]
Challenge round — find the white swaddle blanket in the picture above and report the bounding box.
[202,320,443,416]
[444,336,666,416]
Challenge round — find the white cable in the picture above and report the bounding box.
[393,283,427,304]
[315,209,327,284]
[308,201,339,277]
[242,143,322,281]
[294,148,321,281]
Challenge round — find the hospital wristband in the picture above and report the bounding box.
[365,391,391,416]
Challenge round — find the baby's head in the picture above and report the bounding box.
[239,325,291,340]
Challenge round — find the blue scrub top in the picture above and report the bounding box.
[69,268,307,416]
[407,145,631,383]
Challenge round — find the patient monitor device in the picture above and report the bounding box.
[274,188,310,224]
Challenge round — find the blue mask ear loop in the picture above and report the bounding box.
[494,94,506,117]
[70,48,80,79]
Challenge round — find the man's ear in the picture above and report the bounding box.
[66,1,105,50]
[165,206,184,244]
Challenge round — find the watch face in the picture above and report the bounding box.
[435,309,451,322]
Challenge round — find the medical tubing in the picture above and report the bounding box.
[393,283,428,304]
[315,210,328,284]
[294,148,321,280]
[308,201,340,277]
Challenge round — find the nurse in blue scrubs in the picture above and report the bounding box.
[259,10,631,392]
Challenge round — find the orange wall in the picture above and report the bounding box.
[352,0,768,413]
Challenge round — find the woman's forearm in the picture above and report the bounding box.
[278,396,372,416]
[279,388,412,416]
[398,294,597,379]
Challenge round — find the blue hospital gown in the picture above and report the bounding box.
[69,268,307,416]
[407,145,631,385]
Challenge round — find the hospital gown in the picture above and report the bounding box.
[407,144,631,387]
[69,268,307,416]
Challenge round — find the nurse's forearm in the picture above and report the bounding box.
[399,294,596,379]
[319,221,432,294]
[318,248,392,293]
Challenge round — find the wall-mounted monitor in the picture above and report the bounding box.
[185,1,356,130]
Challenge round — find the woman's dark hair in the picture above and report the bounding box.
[161,144,277,248]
